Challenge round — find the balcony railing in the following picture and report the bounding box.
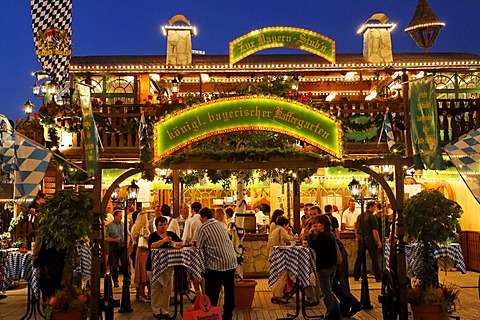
[15,99,479,158]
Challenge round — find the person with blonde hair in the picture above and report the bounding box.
[214,208,227,230]
[131,211,151,301]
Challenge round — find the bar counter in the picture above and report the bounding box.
[242,232,365,278]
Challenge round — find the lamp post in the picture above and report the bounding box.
[23,100,34,120]
[348,177,378,310]
[111,180,139,313]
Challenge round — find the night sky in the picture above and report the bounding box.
[1,0,479,122]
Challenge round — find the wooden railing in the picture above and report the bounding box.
[15,99,479,155]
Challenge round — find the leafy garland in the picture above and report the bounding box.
[28,75,407,185]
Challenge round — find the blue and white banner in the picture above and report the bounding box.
[445,128,480,205]
[0,114,15,179]
[31,0,72,86]
[13,133,52,206]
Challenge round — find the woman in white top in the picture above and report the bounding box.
[131,211,151,301]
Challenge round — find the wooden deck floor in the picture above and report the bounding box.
[1,271,478,319]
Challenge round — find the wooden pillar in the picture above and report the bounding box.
[172,170,180,218]
[90,165,103,319]
[402,70,413,157]
[394,161,408,320]
[292,179,301,233]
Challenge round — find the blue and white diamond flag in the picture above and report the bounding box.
[31,0,72,85]
[0,114,15,178]
[13,133,52,206]
[383,113,395,151]
[444,128,480,205]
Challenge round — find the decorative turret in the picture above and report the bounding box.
[162,15,197,65]
[405,0,445,52]
[357,13,396,64]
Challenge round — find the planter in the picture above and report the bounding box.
[234,280,257,310]
[51,309,84,320]
[411,302,444,320]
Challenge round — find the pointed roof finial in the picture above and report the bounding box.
[405,0,445,52]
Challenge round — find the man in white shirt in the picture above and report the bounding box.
[182,202,202,245]
[181,201,204,294]
[175,202,190,237]
[254,204,269,233]
[342,199,360,231]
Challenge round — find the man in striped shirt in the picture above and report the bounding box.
[197,207,238,320]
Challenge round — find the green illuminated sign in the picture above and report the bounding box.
[154,96,343,160]
[229,27,335,64]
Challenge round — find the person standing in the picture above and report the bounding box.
[175,202,190,237]
[147,216,182,318]
[353,201,382,282]
[105,209,128,287]
[342,199,360,231]
[267,216,295,304]
[131,211,151,302]
[324,205,363,317]
[181,202,202,245]
[196,207,238,320]
[308,215,342,320]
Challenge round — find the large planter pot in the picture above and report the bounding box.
[411,302,444,320]
[234,280,257,310]
[51,309,84,320]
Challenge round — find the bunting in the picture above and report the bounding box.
[444,128,480,204]
[31,0,72,85]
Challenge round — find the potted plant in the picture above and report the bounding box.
[35,190,93,320]
[404,189,462,319]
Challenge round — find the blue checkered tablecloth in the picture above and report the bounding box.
[268,246,316,288]
[2,252,39,298]
[384,242,467,276]
[151,247,205,287]
[74,245,91,278]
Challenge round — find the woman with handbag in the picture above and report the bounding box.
[131,211,151,302]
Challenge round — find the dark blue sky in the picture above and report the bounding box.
[1,0,479,122]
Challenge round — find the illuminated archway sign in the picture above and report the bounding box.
[229,27,335,65]
[154,96,343,160]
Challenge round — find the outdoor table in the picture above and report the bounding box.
[151,247,205,319]
[269,246,323,320]
[384,241,466,278]
[2,251,42,320]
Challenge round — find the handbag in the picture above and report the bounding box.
[138,227,149,249]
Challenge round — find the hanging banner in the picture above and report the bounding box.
[229,27,335,65]
[409,76,445,170]
[31,0,72,85]
[154,96,343,160]
[77,84,98,176]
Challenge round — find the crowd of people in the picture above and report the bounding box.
[103,199,391,320]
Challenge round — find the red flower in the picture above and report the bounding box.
[33,112,39,119]
[147,95,153,100]
[307,92,313,97]
[289,91,295,97]
[92,98,98,104]
[100,97,104,101]
[15,118,19,123]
